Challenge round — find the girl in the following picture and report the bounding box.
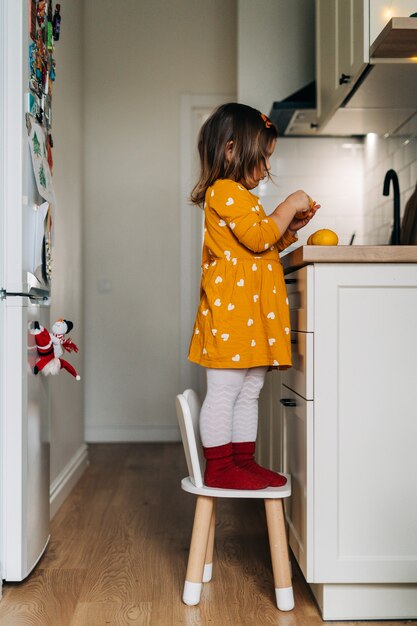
[188,103,319,490]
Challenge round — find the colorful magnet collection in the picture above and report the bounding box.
[28,0,61,172]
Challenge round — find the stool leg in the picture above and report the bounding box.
[203,499,216,582]
[264,499,294,611]
[183,495,214,605]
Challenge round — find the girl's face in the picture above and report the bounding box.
[243,138,277,190]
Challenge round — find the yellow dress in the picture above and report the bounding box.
[188,179,297,369]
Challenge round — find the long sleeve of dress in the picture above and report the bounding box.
[210,180,282,253]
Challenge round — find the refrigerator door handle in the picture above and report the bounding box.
[0,288,49,301]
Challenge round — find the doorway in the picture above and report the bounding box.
[179,94,235,398]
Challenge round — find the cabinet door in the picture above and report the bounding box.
[314,263,417,582]
[337,0,367,88]
[317,0,368,128]
[257,369,283,471]
[281,385,314,581]
[282,331,314,400]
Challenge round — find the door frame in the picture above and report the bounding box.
[179,94,235,397]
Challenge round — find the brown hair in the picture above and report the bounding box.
[190,103,278,206]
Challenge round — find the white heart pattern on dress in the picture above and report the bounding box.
[226,197,234,206]
[252,263,257,271]
[214,298,221,307]
[203,348,208,355]
[273,360,279,366]
[211,189,214,197]
[224,250,231,260]
[268,338,276,345]
[247,318,254,326]
[264,243,269,249]
[230,222,236,230]
[273,286,277,294]
[285,297,289,305]
[211,329,217,336]
[237,279,244,287]
[267,312,275,319]
[253,294,259,302]
[218,219,226,227]
[232,258,237,265]
[231,354,240,362]
[285,327,290,334]
[202,309,208,316]
[268,264,273,271]
[195,329,199,334]
[214,276,223,284]
[251,339,256,347]
[221,333,229,341]
[227,303,235,311]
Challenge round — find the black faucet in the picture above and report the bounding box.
[383,169,401,245]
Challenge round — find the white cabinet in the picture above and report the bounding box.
[279,262,417,620]
[280,388,314,579]
[316,0,369,127]
[316,0,417,131]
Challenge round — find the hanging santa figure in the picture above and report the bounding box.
[31,319,80,380]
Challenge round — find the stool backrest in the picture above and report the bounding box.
[176,389,204,488]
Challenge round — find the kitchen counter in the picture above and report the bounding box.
[282,244,417,273]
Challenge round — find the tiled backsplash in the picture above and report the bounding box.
[260,137,365,246]
[363,133,417,244]
[259,131,417,247]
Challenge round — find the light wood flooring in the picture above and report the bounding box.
[0,443,415,626]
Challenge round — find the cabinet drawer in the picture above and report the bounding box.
[285,265,314,332]
[281,386,314,581]
[282,331,313,400]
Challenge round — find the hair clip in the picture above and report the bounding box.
[261,113,272,129]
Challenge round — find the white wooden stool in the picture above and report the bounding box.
[176,389,294,611]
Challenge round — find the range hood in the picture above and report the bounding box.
[270,17,417,137]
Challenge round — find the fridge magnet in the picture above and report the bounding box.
[27,114,56,205]
[30,320,81,380]
[43,205,53,283]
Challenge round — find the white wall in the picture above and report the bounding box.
[238,0,315,117]
[49,0,87,513]
[83,0,237,441]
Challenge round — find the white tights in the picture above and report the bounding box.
[199,367,268,447]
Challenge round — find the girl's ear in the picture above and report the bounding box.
[225,140,234,162]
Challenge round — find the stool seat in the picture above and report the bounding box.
[176,389,294,612]
[181,475,291,498]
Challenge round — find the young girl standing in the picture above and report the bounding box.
[188,103,319,490]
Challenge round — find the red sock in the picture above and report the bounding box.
[203,443,269,490]
[232,442,287,487]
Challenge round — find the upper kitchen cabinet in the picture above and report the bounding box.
[316,0,368,128]
[317,0,417,133]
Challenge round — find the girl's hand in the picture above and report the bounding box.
[288,199,320,235]
[270,190,319,237]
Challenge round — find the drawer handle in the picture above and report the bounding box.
[280,398,297,407]
[285,278,297,284]
[291,338,298,344]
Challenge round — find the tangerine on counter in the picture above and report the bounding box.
[307,229,339,245]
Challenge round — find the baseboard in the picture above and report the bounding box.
[85,424,181,442]
[49,443,89,519]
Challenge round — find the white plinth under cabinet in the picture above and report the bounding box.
[280,258,417,620]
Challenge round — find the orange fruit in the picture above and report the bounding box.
[307,229,339,246]
[295,196,317,219]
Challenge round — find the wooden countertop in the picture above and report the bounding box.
[282,245,417,273]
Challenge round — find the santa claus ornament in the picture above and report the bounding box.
[30,318,80,380]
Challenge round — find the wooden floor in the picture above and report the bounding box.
[0,444,415,626]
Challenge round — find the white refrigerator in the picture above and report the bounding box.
[0,0,51,581]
